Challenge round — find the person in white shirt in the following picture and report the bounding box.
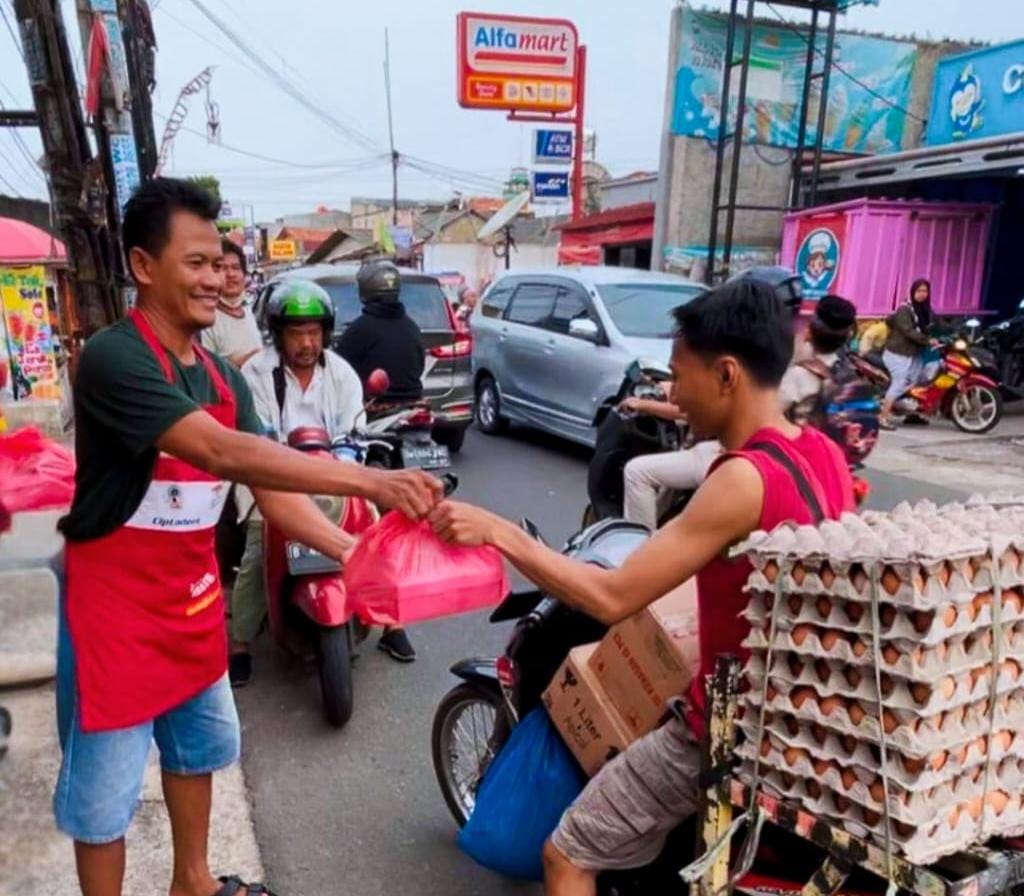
[229,279,375,685]
[201,238,262,368]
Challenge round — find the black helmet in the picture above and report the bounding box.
[357,260,401,304]
[266,279,335,332]
[729,265,803,314]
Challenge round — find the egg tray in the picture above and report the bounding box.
[743,587,1024,648]
[742,676,1024,755]
[735,759,1024,867]
[742,647,1024,713]
[742,618,1024,681]
[736,712,1024,797]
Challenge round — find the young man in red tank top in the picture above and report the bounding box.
[430,278,854,895]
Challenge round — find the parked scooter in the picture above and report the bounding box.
[977,298,1024,398]
[362,373,452,472]
[863,336,1003,433]
[431,518,694,895]
[582,360,690,528]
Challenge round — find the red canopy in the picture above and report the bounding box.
[0,217,67,265]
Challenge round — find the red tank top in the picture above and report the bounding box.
[684,426,851,739]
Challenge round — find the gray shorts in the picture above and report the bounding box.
[550,714,701,871]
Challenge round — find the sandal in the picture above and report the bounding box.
[216,875,277,895]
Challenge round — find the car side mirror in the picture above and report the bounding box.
[569,318,600,343]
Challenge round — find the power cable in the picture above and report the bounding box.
[185,0,381,153]
[765,3,927,124]
[154,5,265,81]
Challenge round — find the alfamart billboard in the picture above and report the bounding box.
[671,5,918,154]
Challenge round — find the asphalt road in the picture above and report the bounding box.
[235,426,965,896]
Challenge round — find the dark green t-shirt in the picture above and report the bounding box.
[59,318,263,542]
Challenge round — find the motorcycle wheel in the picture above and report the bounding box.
[950,384,1003,434]
[316,625,354,728]
[431,683,506,826]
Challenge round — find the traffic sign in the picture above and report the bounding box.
[269,239,297,262]
[457,12,578,113]
[531,171,570,202]
[534,129,573,164]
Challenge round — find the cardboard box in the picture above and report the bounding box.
[543,643,635,777]
[589,581,700,737]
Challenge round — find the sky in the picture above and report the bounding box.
[0,0,1019,223]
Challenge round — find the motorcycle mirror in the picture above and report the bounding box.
[519,518,547,546]
[1018,298,1024,310]
[366,368,391,397]
[966,318,981,329]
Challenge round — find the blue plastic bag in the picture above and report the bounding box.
[458,707,586,881]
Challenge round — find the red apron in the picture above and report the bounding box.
[66,309,235,732]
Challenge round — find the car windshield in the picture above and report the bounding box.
[321,280,452,332]
[597,283,704,338]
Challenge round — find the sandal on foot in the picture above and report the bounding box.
[216,874,277,895]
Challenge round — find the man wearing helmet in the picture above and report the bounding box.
[228,279,371,685]
[336,260,425,404]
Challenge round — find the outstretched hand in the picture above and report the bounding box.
[367,468,444,519]
[428,500,502,547]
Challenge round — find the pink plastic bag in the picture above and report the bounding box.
[342,511,509,627]
[0,427,76,514]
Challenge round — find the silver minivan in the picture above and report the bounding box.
[470,266,705,446]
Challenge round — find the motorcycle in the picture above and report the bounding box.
[864,336,1003,434]
[582,360,690,529]
[361,375,452,473]
[431,518,694,895]
[977,298,1024,399]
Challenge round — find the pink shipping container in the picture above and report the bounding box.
[780,198,995,317]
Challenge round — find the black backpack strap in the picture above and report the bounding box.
[747,440,826,524]
[272,365,287,418]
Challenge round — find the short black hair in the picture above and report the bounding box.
[809,293,857,354]
[221,237,247,274]
[122,177,221,260]
[673,278,795,387]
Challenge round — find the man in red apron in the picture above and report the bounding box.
[56,178,440,896]
[429,278,854,895]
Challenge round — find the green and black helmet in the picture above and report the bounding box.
[266,279,335,332]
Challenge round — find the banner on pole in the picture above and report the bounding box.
[0,266,60,400]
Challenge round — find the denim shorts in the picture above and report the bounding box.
[52,553,241,844]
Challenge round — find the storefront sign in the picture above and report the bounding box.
[269,240,298,262]
[926,39,1024,144]
[457,12,578,112]
[531,170,570,202]
[793,215,846,299]
[670,5,918,154]
[0,265,60,400]
[534,129,574,163]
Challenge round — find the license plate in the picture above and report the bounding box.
[401,442,450,470]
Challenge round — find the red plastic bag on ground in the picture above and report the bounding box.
[342,511,509,627]
[0,427,76,514]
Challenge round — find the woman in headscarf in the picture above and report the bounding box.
[880,278,934,429]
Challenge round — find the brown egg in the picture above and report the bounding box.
[819,695,845,717]
[1006,590,1023,615]
[850,567,869,594]
[936,563,952,586]
[996,730,1013,751]
[840,767,858,791]
[783,715,799,737]
[912,610,934,634]
[869,780,886,803]
[787,655,804,677]
[948,806,961,828]
[791,687,816,709]
[763,593,775,612]
[953,744,970,765]
[816,596,833,619]
[787,594,803,615]
[760,737,772,757]
[805,779,823,799]
[894,820,915,838]
[840,734,858,755]
[881,567,901,595]
[844,601,864,624]
[792,563,807,586]
[913,569,926,593]
[911,682,932,705]
[879,674,895,698]
[820,630,841,651]
[883,644,901,665]
[969,765,984,784]
[782,746,806,767]
[880,604,897,628]
[844,667,863,689]
[973,735,988,758]
[766,683,779,701]
[902,754,926,775]
[779,771,797,790]
[1002,659,1021,681]
[850,637,868,658]
[882,710,899,734]
[967,797,984,821]
[942,605,958,628]
[940,676,957,699]
[814,659,832,684]
[971,666,993,690]
[936,641,950,661]
[792,624,814,646]
[810,723,828,745]
[1002,549,1021,572]
[988,792,1010,815]
[862,808,882,827]
[764,560,780,583]
[848,701,866,725]
[973,592,994,617]
[930,752,949,772]
[821,565,836,589]
[833,794,851,813]
[812,757,831,776]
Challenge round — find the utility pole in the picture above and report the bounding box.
[384,27,398,227]
[12,0,120,334]
[119,0,159,181]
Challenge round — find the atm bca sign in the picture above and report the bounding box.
[457,12,578,113]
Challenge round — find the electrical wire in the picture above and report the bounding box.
[154,5,265,82]
[0,0,21,61]
[765,3,927,124]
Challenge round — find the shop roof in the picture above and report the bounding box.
[0,216,66,265]
[557,202,655,233]
[810,132,1024,192]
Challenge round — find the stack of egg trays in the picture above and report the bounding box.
[733,501,1024,865]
